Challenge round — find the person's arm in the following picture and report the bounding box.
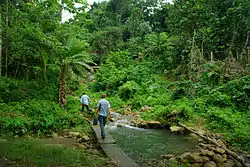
[108,102,111,117]
[96,102,100,114]
[80,96,83,106]
[88,96,92,105]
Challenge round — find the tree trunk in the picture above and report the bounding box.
[43,69,47,88]
[58,65,66,108]
[0,9,2,77]
[5,0,8,76]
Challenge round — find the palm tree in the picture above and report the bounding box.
[58,36,93,107]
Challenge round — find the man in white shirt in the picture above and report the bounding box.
[96,94,110,139]
[80,92,91,113]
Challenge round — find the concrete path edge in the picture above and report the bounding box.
[90,121,140,167]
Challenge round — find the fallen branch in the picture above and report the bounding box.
[178,122,249,167]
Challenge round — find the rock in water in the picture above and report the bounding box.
[109,117,115,122]
[170,126,186,134]
[147,121,161,128]
[117,124,123,127]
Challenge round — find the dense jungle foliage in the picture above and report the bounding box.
[0,0,249,154]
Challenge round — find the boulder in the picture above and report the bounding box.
[222,154,227,160]
[130,121,137,127]
[69,132,81,138]
[224,159,235,167]
[109,117,115,122]
[203,161,216,167]
[190,163,202,167]
[186,153,203,163]
[74,143,86,149]
[200,149,215,156]
[198,139,204,143]
[117,124,123,127]
[137,121,147,128]
[201,156,210,163]
[52,132,58,138]
[0,157,9,166]
[160,154,175,159]
[205,145,216,152]
[167,110,180,118]
[168,157,178,163]
[135,114,140,118]
[175,152,192,163]
[215,147,225,154]
[140,107,146,112]
[170,126,186,134]
[147,121,161,128]
[212,154,226,163]
[170,126,184,132]
[81,135,90,142]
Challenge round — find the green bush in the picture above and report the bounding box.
[0,100,90,136]
[141,105,167,122]
[107,94,124,110]
[225,76,250,112]
[118,81,140,100]
[206,107,250,150]
[204,91,232,107]
[0,77,58,103]
[94,62,127,92]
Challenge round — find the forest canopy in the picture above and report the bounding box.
[0,0,249,155]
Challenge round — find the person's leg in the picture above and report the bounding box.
[82,105,84,112]
[98,115,105,139]
[86,105,90,113]
[103,116,107,127]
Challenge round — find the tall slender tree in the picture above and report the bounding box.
[58,36,93,107]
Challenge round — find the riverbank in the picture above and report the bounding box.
[103,111,250,167]
[0,116,117,167]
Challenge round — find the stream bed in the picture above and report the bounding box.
[106,123,199,165]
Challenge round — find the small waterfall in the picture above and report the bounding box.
[107,112,144,131]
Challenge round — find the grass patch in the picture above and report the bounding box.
[0,138,114,167]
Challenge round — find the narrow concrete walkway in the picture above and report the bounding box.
[92,125,139,167]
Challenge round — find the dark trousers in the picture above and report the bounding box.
[98,115,107,138]
[82,104,90,113]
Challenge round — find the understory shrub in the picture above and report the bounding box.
[206,107,250,150]
[118,81,140,100]
[204,91,232,107]
[0,100,90,136]
[0,77,58,103]
[224,75,250,112]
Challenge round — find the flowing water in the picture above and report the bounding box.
[106,112,199,165]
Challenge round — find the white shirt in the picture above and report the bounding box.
[97,98,111,117]
[80,95,90,105]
